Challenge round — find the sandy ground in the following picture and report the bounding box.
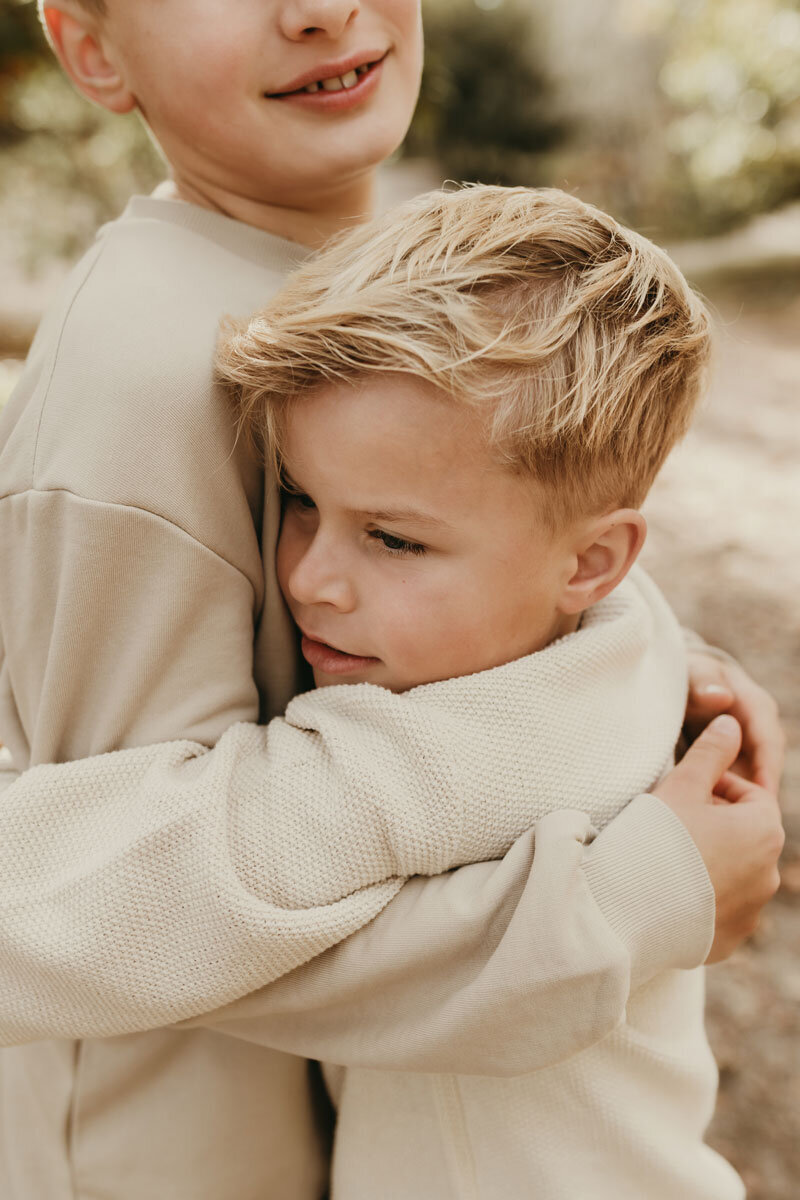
[1,183,798,1195]
[640,252,800,1199]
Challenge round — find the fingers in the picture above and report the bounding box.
[685,654,785,794]
[726,681,785,794]
[673,714,742,793]
[686,653,735,723]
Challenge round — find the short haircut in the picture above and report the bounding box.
[219,186,711,523]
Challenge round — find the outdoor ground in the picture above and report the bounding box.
[641,225,800,1199]
[0,186,798,1197]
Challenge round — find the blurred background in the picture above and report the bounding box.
[1,0,798,1193]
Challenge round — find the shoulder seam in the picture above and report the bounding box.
[0,486,257,588]
[30,239,109,486]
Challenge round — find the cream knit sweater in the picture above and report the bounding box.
[0,566,738,1197]
[0,565,693,1030]
[314,569,744,1200]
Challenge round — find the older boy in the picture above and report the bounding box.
[216,184,746,1197]
[0,3,783,1199]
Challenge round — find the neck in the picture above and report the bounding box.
[169,170,377,250]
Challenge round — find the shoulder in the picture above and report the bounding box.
[0,207,285,562]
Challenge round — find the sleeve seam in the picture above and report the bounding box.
[0,486,256,586]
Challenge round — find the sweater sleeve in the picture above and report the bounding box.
[0,589,714,1063]
[187,797,714,1075]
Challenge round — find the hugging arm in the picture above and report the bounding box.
[0,432,781,1074]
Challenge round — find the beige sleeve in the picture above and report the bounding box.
[0,494,714,1067]
[189,796,714,1075]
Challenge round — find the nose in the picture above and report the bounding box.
[286,532,357,613]
[278,0,360,42]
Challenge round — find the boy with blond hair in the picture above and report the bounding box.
[218,183,746,1197]
[0,1,783,1197]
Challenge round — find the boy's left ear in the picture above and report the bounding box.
[559,509,647,615]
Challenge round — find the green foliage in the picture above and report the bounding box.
[0,0,162,265]
[660,0,800,232]
[405,0,566,185]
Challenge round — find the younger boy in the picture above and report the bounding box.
[217,184,746,1198]
[0,1,782,1197]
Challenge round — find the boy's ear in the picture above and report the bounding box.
[43,7,135,114]
[559,509,647,615]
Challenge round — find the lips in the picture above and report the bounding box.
[300,634,380,677]
[267,50,388,98]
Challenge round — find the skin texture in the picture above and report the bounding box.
[276,375,645,692]
[43,0,424,245]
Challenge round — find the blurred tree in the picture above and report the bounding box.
[405,0,567,185]
[661,0,800,231]
[0,0,162,266]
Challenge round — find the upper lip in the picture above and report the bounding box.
[268,49,388,96]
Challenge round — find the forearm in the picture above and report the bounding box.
[0,568,697,1053]
[191,796,713,1075]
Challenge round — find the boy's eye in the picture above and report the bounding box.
[283,489,316,511]
[369,529,426,556]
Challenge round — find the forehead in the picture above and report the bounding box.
[284,375,492,490]
[280,373,554,535]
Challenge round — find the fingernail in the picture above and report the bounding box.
[711,714,739,734]
[700,684,730,695]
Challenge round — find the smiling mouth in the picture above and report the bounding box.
[268,54,387,98]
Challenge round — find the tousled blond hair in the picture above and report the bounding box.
[220,185,711,522]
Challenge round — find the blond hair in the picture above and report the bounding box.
[220,186,711,522]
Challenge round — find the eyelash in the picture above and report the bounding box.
[367,530,427,557]
[283,491,427,558]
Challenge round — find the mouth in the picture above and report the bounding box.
[266,51,389,109]
[299,633,380,677]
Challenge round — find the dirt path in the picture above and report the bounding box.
[640,258,800,1199]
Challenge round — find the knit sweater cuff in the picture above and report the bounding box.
[583,793,715,989]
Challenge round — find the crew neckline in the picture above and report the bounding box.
[119,189,314,275]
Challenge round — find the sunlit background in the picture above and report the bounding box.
[1,1,799,1194]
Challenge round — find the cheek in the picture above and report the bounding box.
[378,1,424,77]
[377,569,474,672]
[276,518,305,599]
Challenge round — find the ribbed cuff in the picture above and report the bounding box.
[584,793,715,989]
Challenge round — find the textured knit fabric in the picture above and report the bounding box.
[318,580,744,1200]
[0,194,715,1200]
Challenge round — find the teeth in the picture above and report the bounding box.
[302,64,371,95]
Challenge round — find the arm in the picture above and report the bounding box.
[0,520,715,1069]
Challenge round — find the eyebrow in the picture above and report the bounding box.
[280,471,450,531]
[354,508,451,530]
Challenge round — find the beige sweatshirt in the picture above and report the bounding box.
[0,193,713,1200]
[313,572,743,1200]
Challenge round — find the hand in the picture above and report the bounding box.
[686,651,785,792]
[653,714,785,963]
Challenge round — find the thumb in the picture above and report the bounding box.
[675,714,742,793]
[656,714,742,807]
